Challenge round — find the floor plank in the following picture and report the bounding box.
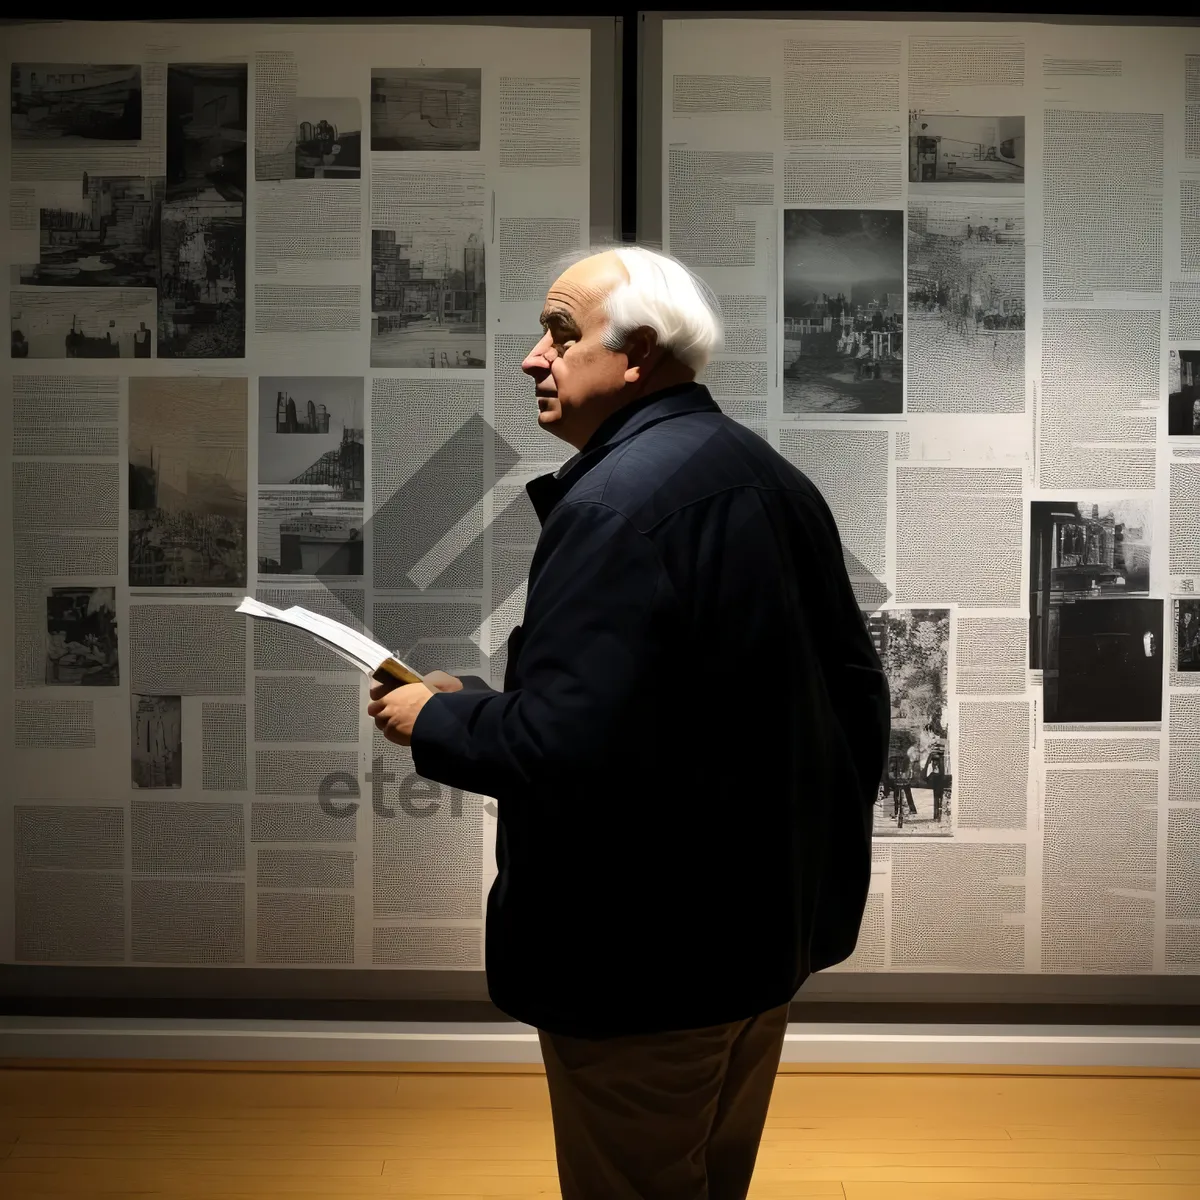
[0,1065,1195,1198]
[842,1187,1200,1200]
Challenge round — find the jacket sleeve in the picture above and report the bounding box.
[409,500,673,798]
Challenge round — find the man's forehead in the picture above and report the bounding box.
[544,254,625,319]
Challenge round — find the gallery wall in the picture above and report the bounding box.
[658,15,1200,977]
[1,15,1198,997]
[1,20,593,978]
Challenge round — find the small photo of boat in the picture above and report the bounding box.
[11,63,142,143]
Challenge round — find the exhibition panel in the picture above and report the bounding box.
[2,15,1198,1006]
[1,19,597,979]
[657,15,1200,979]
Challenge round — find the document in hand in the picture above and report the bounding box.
[235,597,425,688]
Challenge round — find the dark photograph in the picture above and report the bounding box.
[909,113,1025,184]
[159,63,247,359]
[370,68,481,151]
[1029,500,1161,722]
[11,289,154,358]
[296,97,361,179]
[782,209,903,415]
[371,225,486,368]
[866,609,953,838]
[1168,348,1200,436]
[128,377,247,588]
[1053,599,1163,723]
[45,586,118,686]
[131,694,182,789]
[19,173,163,289]
[1177,598,1200,672]
[11,63,141,143]
[906,202,1025,412]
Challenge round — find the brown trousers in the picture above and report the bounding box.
[537,1003,789,1200]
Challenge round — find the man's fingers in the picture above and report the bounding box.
[423,670,463,692]
[375,716,410,747]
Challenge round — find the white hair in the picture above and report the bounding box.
[590,245,723,372]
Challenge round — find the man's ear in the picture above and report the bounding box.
[622,326,659,383]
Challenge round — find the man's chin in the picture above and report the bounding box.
[536,406,571,440]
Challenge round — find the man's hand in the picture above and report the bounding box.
[367,671,463,746]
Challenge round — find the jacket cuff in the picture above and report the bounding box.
[410,687,496,793]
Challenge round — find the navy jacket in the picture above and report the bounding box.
[411,382,889,1039]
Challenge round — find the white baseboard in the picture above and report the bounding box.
[2,1017,1198,1068]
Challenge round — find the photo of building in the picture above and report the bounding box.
[20,173,163,288]
[371,226,486,368]
[128,377,247,587]
[1029,500,1160,722]
[259,377,364,501]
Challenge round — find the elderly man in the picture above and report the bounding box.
[368,246,889,1200]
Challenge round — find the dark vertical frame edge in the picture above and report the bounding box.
[620,10,638,240]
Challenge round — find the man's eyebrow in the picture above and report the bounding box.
[539,306,580,330]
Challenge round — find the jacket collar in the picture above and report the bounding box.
[525,383,719,525]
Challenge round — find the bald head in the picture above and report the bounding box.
[545,249,628,318]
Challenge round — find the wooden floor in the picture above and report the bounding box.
[0,1064,1198,1198]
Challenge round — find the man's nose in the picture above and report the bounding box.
[522,332,556,377]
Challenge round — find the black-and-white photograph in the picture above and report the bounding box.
[11,63,141,143]
[782,209,903,415]
[371,225,486,368]
[257,380,363,576]
[906,203,1025,412]
[45,586,118,686]
[1168,349,1200,436]
[296,98,361,179]
[370,68,481,151]
[1029,500,1161,722]
[128,377,248,588]
[257,497,364,576]
[259,377,364,500]
[1054,598,1163,723]
[909,113,1025,184]
[11,288,155,358]
[865,609,952,837]
[1177,598,1200,672]
[18,174,163,289]
[131,694,182,789]
[159,64,247,359]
